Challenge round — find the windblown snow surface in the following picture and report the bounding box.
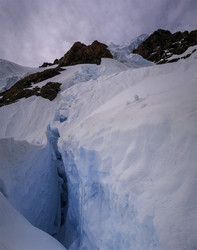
[0,43,197,249]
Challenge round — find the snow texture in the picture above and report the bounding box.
[0,39,197,250]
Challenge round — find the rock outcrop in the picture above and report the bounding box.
[39,62,53,68]
[40,40,113,68]
[59,40,113,66]
[133,29,197,64]
[0,67,64,106]
[40,82,61,101]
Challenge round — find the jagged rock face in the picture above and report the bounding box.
[133,29,197,64]
[39,62,53,68]
[0,67,63,106]
[59,40,113,67]
[40,40,113,68]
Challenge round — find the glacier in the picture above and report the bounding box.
[0,41,197,249]
[108,34,153,68]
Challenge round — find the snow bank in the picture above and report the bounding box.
[0,192,65,250]
[57,56,197,249]
[0,96,57,144]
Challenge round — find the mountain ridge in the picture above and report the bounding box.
[133,29,197,64]
[1,29,196,108]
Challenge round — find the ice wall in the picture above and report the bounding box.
[0,126,68,240]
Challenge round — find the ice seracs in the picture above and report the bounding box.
[108,34,153,68]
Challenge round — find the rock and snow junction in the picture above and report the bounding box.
[0,45,197,249]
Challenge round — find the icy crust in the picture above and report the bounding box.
[0,193,65,250]
[57,58,197,249]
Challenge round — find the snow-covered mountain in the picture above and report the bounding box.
[0,59,37,93]
[0,30,197,250]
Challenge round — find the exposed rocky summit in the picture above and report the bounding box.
[0,67,63,106]
[59,40,113,66]
[40,40,113,67]
[133,29,197,64]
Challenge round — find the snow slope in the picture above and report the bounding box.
[56,55,197,249]
[0,45,197,249]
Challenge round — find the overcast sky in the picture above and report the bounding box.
[0,0,196,66]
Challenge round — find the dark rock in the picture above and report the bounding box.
[19,67,64,84]
[0,67,64,107]
[39,40,112,68]
[39,62,53,68]
[133,29,197,64]
[58,40,113,67]
[53,59,59,65]
[40,82,61,101]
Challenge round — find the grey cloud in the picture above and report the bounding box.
[0,0,196,66]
